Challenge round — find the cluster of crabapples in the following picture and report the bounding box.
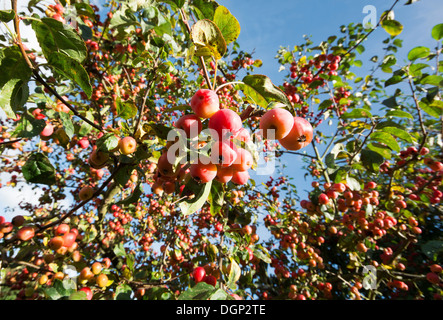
[150,88,314,194]
[78,134,138,200]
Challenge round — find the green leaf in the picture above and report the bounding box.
[141,6,172,36]
[209,180,224,215]
[367,142,392,159]
[47,52,92,98]
[346,176,361,191]
[380,126,413,143]
[58,111,74,139]
[0,47,32,118]
[0,79,28,119]
[0,10,15,22]
[384,75,403,87]
[115,284,133,300]
[116,97,138,119]
[408,63,429,77]
[22,152,56,185]
[385,109,414,119]
[74,3,96,20]
[341,108,372,119]
[96,132,119,152]
[421,240,443,260]
[113,242,126,257]
[407,46,430,61]
[178,282,217,300]
[69,292,87,300]
[431,23,443,41]
[12,111,46,138]
[225,258,241,289]
[78,111,94,136]
[209,289,229,300]
[381,19,403,37]
[370,131,400,152]
[173,0,186,8]
[143,122,173,140]
[361,148,385,173]
[253,246,272,264]
[32,17,87,63]
[240,74,291,108]
[84,225,97,243]
[179,180,212,216]
[191,19,227,60]
[419,99,443,118]
[109,6,137,30]
[213,5,241,45]
[117,183,143,206]
[420,75,443,87]
[191,0,219,20]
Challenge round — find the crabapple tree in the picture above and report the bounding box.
[0,0,442,301]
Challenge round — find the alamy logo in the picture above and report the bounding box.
[362,5,377,29]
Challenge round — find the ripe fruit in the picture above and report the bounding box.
[215,166,234,183]
[259,106,294,140]
[236,127,251,143]
[318,193,329,205]
[190,162,218,183]
[96,273,109,287]
[12,215,25,227]
[40,122,54,137]
[356,242,368,253]
[231,170,250,185]
[17,226,35,241]
[430,264,442,273]
[426,272,440,284]
[79,186,94,201]
[119,136,137,155]
[278,117,313,151]
[88,149,109,169]
[157,151,177,177]
[62,232,77,248]
[175,114,202,139]
[79,267,94,283]
[92,262,103,275]
[203,274,217,286]
[192,266,206,283]
[190,89,220,119]
[48,236,64,250]
[231,148,253,172]
[210,141,237,167]
[79,287,93,300]
[78,138,90,149]
[208,109,242,141]
[55,223,70,236]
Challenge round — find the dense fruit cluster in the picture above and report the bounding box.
[259,104,314,151]
[150,88,256,193]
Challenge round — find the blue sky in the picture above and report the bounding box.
[215,0,443,200]
[217,0,443,84]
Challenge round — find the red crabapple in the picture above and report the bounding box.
[174,114,202,139]
[119,136,137,155]
[259,106,294,140]
[210,141,238,167]
[231,170,250,185]
[278,117,313,151]
[190,89,220,119]
[190,162,218,183]
[231,147,253,172]
[208,109,243,141]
